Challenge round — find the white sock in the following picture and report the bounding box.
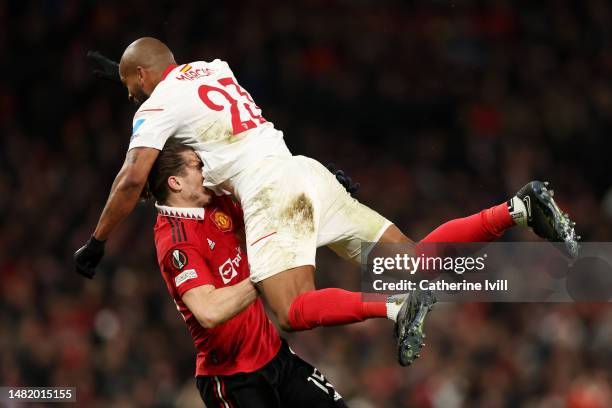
[508,196,529,227]
[386,294,408,322]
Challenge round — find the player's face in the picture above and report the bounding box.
[120,69,149,106]
[124,75,148,106]
[178,151,213,207]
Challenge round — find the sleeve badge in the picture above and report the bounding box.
[171,249,188,270]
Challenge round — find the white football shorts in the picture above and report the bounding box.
[231,155,392,283]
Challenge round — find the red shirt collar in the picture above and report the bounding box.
[161,64,179,81]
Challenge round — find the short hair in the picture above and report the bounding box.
[145,139,194,204]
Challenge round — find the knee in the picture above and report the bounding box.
[256,265,316,332]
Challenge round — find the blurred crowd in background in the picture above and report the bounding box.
[1,0,611,407]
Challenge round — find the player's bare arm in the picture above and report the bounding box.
[74,147,159,279]
[182,279,257,329]
[75,40,181,278]
[93,147,159,240]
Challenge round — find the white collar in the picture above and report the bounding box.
[155,203,205,220]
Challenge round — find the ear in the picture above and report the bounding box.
[136,66,146,84]
[167,175,182,192]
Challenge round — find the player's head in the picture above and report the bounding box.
[147,139,213,208]
[119,37,176,106]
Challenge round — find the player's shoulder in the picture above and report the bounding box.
[190,59,235,77]
[170,59,231,73]
[154,215,204,256]
[154,214,201,239]
[190,59,230,69]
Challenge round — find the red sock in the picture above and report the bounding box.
[420,202,514,243]
[288,288,387,331]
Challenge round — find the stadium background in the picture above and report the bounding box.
[1,0,611,406]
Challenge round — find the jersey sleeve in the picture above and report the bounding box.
[162,244,216,297]
[128,105,178,151]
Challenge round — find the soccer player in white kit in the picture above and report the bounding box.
[75,38,579,367]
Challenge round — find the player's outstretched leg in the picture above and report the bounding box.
[409,180,580,257]
[516,180,580,258]
[257,266,410,333]
[377,180,580,366]
[256,178,579,367]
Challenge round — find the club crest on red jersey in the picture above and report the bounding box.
[171,249,188,270]
[210,209,232,232]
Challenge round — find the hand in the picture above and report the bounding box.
[326,163,360,194]
[86,51,121,83]
[74,236,106,279]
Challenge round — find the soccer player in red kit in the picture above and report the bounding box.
[151,140,346,407]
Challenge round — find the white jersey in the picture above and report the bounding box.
[128,61,392,282]
[128,60,291,193]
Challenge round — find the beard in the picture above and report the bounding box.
[132,86,149,107]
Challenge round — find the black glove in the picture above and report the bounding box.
[74,236,106,279]
[86,51,121,84]
[326,163,360,194]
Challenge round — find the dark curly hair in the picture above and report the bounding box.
[141,138,194,204]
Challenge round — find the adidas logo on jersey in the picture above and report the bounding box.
[207,238,216,250]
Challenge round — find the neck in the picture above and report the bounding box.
[166,195,199,208]
[144,76,161,95]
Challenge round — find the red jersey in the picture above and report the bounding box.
[153,195,281,377]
